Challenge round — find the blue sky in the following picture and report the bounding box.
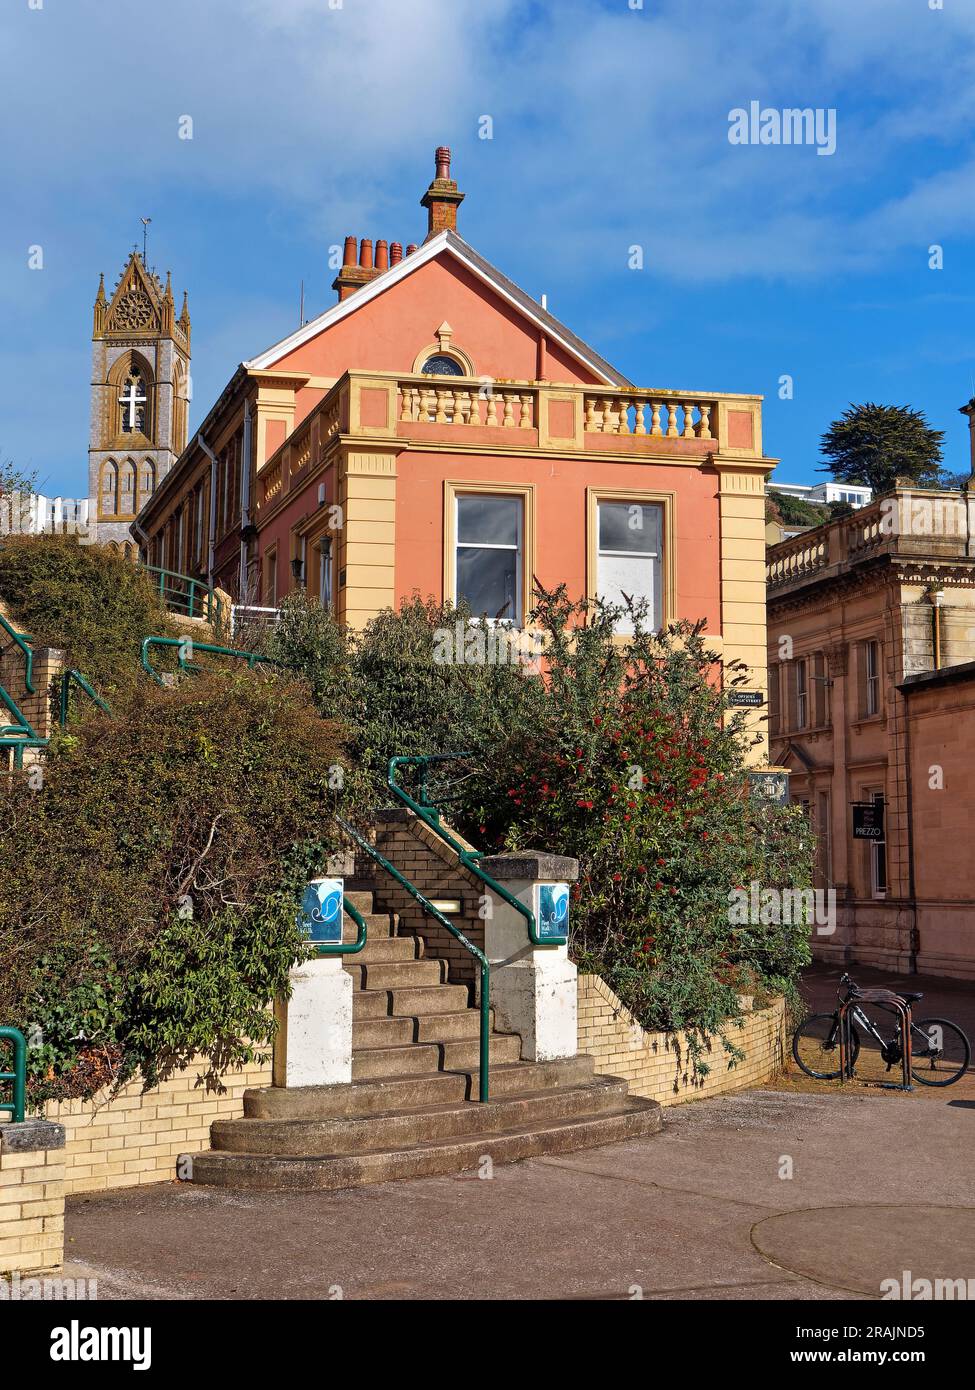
[2,0,974,498]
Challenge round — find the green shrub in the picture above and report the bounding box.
[0,534,177,698]
[0,671,357,1102]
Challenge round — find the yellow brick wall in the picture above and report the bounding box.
[0,1145,64,1275]
[578,974,785,1105]
[42,1057,271,1197]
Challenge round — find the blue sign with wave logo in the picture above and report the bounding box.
[536,883,569,942]
[299,877,344,944]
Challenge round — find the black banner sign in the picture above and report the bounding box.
[853,802,885,839]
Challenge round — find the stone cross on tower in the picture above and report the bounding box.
[118,376,147,432]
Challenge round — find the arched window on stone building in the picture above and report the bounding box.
[119,459,137,514]
[140,458,156,504]
[100,459,119,516]
[109,354,153,441]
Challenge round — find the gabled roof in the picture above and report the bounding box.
[244,228,631,386]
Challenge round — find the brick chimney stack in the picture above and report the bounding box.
[332,234,399,301]
[420,145,464,240]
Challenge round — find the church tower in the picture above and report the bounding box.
[89,251,191,546]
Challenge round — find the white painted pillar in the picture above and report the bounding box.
[478,852,579,1062]
[272,877,353,1087]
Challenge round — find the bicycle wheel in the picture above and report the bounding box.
[792,1013,860,1079]
[909,1017,971,1087]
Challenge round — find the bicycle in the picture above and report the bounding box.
[792,973,971,1087]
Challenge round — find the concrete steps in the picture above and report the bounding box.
[244,1056,599,1119]
[192,1096,660,1191]
[212,1077,632,1155]
[187,884,662,1192]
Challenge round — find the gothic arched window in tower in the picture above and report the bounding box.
[140,458,156,502]
[172,361,189,454]
[119,367,148,435]
[100,459,119,517]
[119,459,137,513]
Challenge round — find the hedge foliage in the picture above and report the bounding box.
[0,539,357,1102]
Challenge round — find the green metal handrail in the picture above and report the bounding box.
[59,669,111,728]
[0,681,36,739]
[0,613,35,694]
[337,814,492,1102]
[140,635,289,686]
[314,892,368,956]
[387,754,567,947]
[143,565,222,625]
[0,1027,27,1124]
[0,737,48,771]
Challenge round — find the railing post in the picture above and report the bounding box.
[477,852,580,1062]
[0,1027,27,1124]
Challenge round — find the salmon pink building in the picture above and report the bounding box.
[136,148,775,762]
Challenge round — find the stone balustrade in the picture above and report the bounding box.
[583,392,714,440]
[255,371,759,516]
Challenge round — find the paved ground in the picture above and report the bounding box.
[62,961,975,1301]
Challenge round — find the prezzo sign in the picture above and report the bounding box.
[299,877,344,944]
[852,803,885,840]
[535,883,569,943]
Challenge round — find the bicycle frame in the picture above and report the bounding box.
[837,987,913,1090]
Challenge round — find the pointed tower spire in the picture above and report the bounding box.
[162,270,175,333]
[178,289,191,346]
[93,272,107,335]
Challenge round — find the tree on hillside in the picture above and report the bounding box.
[0,454,36,496]
[819,403,946,494]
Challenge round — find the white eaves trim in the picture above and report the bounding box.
[243,228,630,387]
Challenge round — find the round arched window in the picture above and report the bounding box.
[421,354,465,376]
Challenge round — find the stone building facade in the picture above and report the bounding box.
[88,251,191,547]
[137,147,775,763]
[767,474,975,979]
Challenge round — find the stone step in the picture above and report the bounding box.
[352,983,471,1021]
[211,1076,631,1156]
[414,1009,494,1042]
[191,1096,662,1191]
[343,959,447,991]
[352,1043,442,1079]
[343,910,398,940]
[440,1032,522,1071]
[343,890,375,914]
[352,1010,496,1048]
[351,936,420,965]
[351,1031,521,1081]
[388,983,469,1016]
[352,1016,416,1048]
[243,1055,596,1120]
